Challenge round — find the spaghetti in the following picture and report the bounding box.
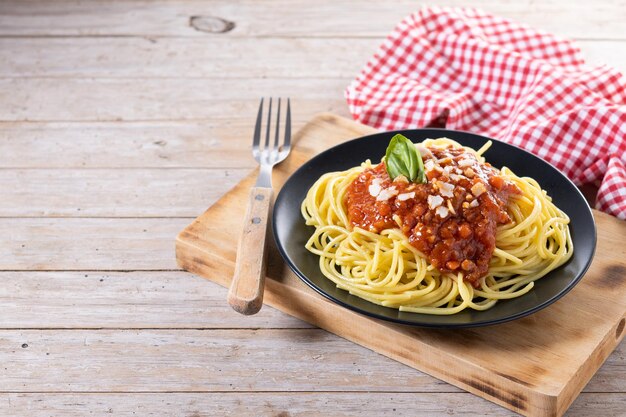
[301,138,572,315]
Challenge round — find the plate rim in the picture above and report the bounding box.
[272,128,597,328]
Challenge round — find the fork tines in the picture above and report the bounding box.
[252,98,291,164]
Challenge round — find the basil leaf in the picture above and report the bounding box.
[415,144,426,183]
[385,134,426,183]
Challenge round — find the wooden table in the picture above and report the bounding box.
[1,1,624,416]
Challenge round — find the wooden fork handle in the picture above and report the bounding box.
[228,186,273,315]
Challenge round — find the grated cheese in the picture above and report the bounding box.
[428,194,444,209]
[435,206,449,218]
[471,182,487,197]
[397,191,416,201]
[376,186,398,201]
[439,181,455,198]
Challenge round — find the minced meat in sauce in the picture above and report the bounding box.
[345,145,521,285]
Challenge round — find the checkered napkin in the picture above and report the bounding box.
[346,7,626,220]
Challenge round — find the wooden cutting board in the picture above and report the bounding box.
[175,113,626,417]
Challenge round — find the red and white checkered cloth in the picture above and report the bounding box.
[346,7,626,220]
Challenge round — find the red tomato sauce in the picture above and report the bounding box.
[345,145,521,285]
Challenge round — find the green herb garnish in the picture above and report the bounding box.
[384,134,426,183]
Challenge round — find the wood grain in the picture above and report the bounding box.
[0,122,259,169]
[0,271,310,329]
[0,78,350,122]
[229,186,273,315]
[176,114,626,417]
[0,329,621,398]
[2,392,625,417]
[0,271,621,395]
[0,38,370,79]
[0,169,247,217]
[0,329,455,392]
[1,0,624,40]
[0,119,364,168]
[0,328,621,395]
[2,0,624,415]
[1,218,188,270]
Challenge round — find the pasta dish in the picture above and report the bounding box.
[301,135,572,315]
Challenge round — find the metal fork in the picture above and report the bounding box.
[228,98,291,315]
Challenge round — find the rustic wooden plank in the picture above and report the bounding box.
[0,122,259,169]
[567,393,626,416]
[0,78,350,122]
[0,38,623,79]
[0,117,370,168]
[0,38,370,79]
[1,218,188,270]
[0,329,456,392]
[0,0,624,40]
[0,329,621,394]
[0,271,622,391]
[2,392,625,417]
[0,168,247,217]
[0,117,374,216]
[586,341,626,393]
[0,121,366,223]
[0,271,310,329]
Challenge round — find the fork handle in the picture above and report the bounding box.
[228,186,273,315]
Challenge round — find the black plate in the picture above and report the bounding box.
[272,129,596,328]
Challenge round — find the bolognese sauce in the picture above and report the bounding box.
[345,145,521,285]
